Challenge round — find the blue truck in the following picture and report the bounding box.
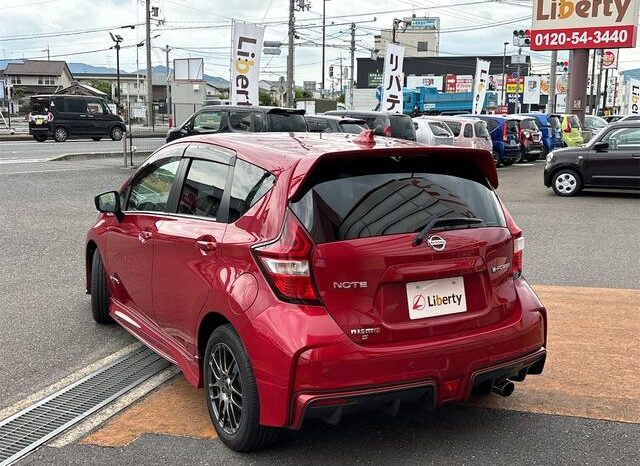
[377,86,499,115]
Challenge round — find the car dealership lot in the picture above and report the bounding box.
[0,157,638,464]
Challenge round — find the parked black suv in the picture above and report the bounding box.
[29,95,125,142]
[166,105,308,142]
[323,110,416,140]
[544,121,640,196]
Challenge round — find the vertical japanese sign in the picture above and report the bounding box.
[381,43,405,113]
[230,22,265,106]
[627,78,640,116]
[523,76,541,104]
[472,59,490,114]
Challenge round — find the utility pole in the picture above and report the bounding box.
[321,0,326,93]
[165,45,171,126]
[568,49,589,126]
[339,54,343,98]
[43,45,50,61]
[601,68,610,115]
[349,22,355,110]
[145,0,153,127]
[502,42,508,107]
[547,50,557,113]
[515,46,522,114]
[595,50,604,117]
[588,49,596,114]
[286,0,295,108]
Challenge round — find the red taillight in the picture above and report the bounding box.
[502,122,508,142]
[512,235,524,280]
[28,112,33,122]
[252,211,320,303]
[48,112,54,122]
[383,126,392,137]
[564,118,571,133]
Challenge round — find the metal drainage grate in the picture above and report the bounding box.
[0,346,171,465]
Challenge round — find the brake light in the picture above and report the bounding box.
[512,235,524,280]
[48,112,54,122]
[252,211,320,303]
[383,126,392,137]
[564,118,571,133]
[28,113,33,122]
[502,122,508,142]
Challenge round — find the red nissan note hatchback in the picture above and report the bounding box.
[86,131,547,451]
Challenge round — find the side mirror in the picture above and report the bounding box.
[413,122,419,130]
[593,141,608,152]
[94,191,123,220]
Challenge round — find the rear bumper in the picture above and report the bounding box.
[244,279,547,428]
[496,143,521,162]
[29,124,52,136]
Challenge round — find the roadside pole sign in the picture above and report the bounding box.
[381,43,405,114]
[230,22,265,106]
[523,76,541,104]
[530,0,640,50]
[602,49,619,69]
[627,78,640,116]
[472,59,491,114]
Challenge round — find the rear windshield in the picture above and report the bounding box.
[548,115,561,129]
[474,121,490,138]
[30,98,49,113]
[290,157,505,244]
[390,116,416,140]
[445,121,461,136]
[428,122,451,137]
[506,120,520,134]
[267,113,308,132]
[339,122,366,134]
[520,119,539,130]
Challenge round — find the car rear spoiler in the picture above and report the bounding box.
[288,145,499,201]
[267,108,305,115]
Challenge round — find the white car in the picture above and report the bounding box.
[413,117,454,146]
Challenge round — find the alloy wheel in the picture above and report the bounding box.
[207,342,243,435]
[554,172,577,194]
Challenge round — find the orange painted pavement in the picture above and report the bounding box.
[82,285,640,447]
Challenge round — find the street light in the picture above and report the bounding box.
[502,41,509,108]
[109,33,124,109]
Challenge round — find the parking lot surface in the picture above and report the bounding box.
[0,157,638,465]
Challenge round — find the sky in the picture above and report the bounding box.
[1,0,639,84]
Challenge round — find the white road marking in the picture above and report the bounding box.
[0,158,48,164]
[0,167,108,175]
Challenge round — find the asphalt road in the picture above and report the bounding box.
[0,156,638,465]
[0,138,166,161]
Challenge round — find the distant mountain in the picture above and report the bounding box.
[68,63,118,75]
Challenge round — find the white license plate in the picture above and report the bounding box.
[406,276,467,320]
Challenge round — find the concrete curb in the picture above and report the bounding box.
[49,151,153,162]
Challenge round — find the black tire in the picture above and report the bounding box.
[203,324,279,452]
[110,126,124,141]
[90,251,114,324]
[492,151,500,167]
[53,127,68,142]
[92,137,102,141]
[551,169,582,197]
[33,134,47,142]
[503,159,514,166]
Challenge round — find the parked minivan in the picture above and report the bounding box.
[432,116,492,153]
[519,113,564,156]
[472,115,521,166]
[412,116,454,146]
[324,110,417,140]
[166,105,308,142]
[29,94,125,142]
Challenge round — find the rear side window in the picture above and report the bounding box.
[463,124,473,138]
[520,119,539,130]
[308,119,330,133]
[229,159,275,222]
[193,111,222,132]
[506,120,519,134]
[339,122,365,134]
[445,121,461,136]
[428,122,451,137]
[66,99,87,114]
[474,121,489,138]
[177,159,229,219]
[290,157,505,244]
[268,113,307,132]
[229,112,252,131]
[569,115,581,128]
[390,116,416,140]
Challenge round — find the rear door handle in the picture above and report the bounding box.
[196,235,217,255]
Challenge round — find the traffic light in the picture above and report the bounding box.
[513,29,531,47]
[556,61,569,73]
[329,65,334,78]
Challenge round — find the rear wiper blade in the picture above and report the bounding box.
[413,217,484,246]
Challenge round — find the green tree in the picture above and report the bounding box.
[295,89,312,100]
[89,80,112,98]
[259,89,275,106]
[336,93,345,103]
